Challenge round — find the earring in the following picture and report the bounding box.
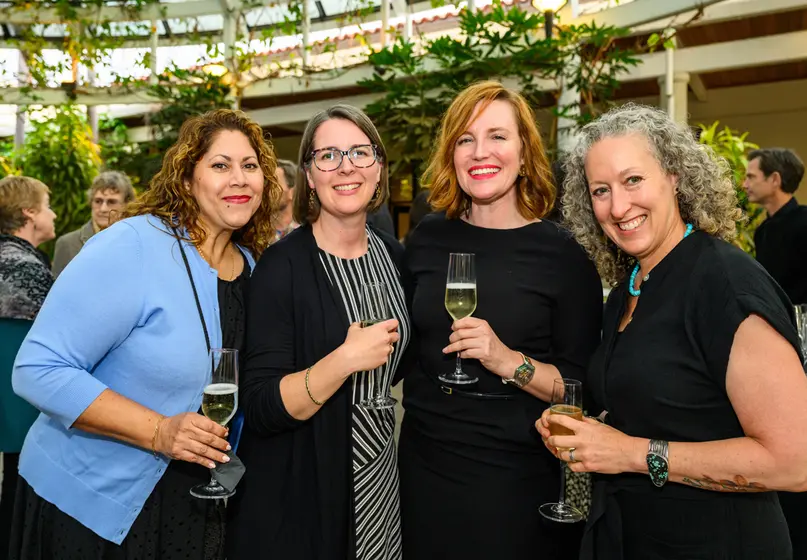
[519,164,526,176]
[308,189,316,212]
[372,183,381,201]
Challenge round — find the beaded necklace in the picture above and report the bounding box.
[628,223,693,297]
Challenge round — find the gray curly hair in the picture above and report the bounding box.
[562,103,741,286]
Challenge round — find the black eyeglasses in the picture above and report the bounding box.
[309,144,379,172]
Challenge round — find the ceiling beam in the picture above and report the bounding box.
[673,36,707,101]
[572,0,728,29]
[6,27,807,106]
[4,0,226,25]
[688,72,708,101]
[632,0,807,34]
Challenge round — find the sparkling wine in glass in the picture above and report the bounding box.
[539,378,585,523]
[359,281,397,410]
[190,348,239,500]
[439,253,478,385]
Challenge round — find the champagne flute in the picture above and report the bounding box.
[539,378,585,523]
[438,253,478,385]
[359,281,397,410]
[190,348,239,500]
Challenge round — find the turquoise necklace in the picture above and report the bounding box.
[628,223,694,297]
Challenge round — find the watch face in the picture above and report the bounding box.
[514,364,534,386]
[647,453,669,487]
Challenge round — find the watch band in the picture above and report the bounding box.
[502,352,533,388]
[647,439,669,488]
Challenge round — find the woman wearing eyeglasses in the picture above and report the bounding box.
[226,105,410,560]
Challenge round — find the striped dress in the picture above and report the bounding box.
[318,227,410,560]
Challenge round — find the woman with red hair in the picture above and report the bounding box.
[399,81,602,559]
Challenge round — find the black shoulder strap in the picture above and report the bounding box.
[173,228,211,352]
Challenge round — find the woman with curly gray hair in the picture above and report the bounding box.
[536,104,807,559]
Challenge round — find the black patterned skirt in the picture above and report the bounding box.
[8,459,224,560]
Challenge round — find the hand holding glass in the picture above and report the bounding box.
[359,281,397,410]
[190,348,238,500]
[539,378,585,523]
[439,253,478,385]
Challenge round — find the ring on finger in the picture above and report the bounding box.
[569,448,576,463]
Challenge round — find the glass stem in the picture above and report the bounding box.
[454,353,463,375]
[557,459,567,506]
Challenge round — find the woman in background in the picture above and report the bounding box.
[0,175,57,556]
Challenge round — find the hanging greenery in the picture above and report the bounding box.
[358,1,640,179]
[6,0,162,95]
[15,104,101,257]
[698,121,762,255]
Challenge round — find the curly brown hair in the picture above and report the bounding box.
[423,81,555,220]
[562,103,741,285]
[122,109,281,256]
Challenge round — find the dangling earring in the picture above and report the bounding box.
[308,189,316,212]
[372,183,381,201]
[519,164,526,176]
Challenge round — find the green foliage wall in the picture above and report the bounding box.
[360,1,640,180]
[16,105,101,256]
[697,121,762,255]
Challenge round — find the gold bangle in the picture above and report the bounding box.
[151,415,166,459]
[305,366,324,406]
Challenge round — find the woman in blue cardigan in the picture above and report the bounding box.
[10,109,281,560]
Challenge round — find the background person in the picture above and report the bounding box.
[0,175,57,557]
[273,158,299,240]
[52,170,136,277]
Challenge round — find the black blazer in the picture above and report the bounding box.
[226,223,404,560]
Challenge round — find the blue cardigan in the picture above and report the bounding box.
[12,215,255,544]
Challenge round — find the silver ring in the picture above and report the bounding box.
[569,448,576,463]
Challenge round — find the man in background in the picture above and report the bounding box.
[274,159,299,240]
[52,171,135,277]
[744,147,807,560]
[744,147,807,304]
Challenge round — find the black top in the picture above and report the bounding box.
[582,231,800,558]
[0,234,53,320]
[226,224,405,560]
[7,256,253,560]
[754,197,807,304]
[402,214,603,463]
[217,254,250,352]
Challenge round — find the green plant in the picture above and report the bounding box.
[0,140,19,179]
[98,115,144,189]
[697,121,762,255]
[359,1,640,180]
[16,105,101,256]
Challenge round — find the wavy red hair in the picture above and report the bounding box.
[424,81,555,220]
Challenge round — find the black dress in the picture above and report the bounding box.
[398,215,603,560]
[582,231,795,560]
[8,263,250,560]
